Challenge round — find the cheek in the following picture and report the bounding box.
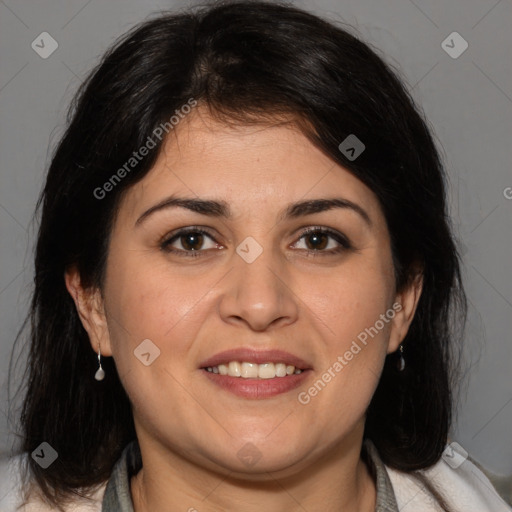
[101,254,219,428]
[297,255,394,348]
[293,254,394,419]
[104,246,216,341]
[101,250,211,379]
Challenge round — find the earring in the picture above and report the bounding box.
[397,344,405,371]
[94,346,105,381]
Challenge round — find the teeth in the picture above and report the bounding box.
[241,362,259,378]
[258,363,275,379]
[205,361,304,378]
[228,361,241,377]
[275,363,287,377]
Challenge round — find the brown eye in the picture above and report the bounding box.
[304,232,329,250]
[292,227,351,255]
[180,232,204,251]
[160,227,221,258]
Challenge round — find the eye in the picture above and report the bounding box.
[160,227,222,257]
[160,226,351,258]
[292,227,351,255]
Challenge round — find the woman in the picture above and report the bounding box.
[1,1,509,511]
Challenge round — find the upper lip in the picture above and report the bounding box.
[199,348,312,370]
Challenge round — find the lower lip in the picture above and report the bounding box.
[201,369,311,399]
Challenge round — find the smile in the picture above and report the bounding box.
[203,361,304,379]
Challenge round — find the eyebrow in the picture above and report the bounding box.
[135,195,372,228]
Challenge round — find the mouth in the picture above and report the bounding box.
[199,348,312,399]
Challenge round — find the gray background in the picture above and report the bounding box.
[1,0,511,483]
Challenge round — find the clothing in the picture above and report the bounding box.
[0,439,509,511]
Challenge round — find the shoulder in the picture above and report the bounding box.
[385,447,512,512]
[0,453,21,511]
[0,453,106,512]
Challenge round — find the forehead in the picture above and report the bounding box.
[117,108,384,226]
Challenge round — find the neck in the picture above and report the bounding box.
[130,429,376,512]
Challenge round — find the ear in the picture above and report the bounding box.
[387,269,424,354]
[64,266,112,357]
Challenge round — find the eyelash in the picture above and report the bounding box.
[160,226,352,259]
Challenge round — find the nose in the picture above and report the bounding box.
[218,244,299,332]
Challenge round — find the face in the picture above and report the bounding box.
[69,108,421,477]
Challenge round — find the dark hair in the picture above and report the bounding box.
[8,0,466,509]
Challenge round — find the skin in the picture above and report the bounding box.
[66,107,423,512]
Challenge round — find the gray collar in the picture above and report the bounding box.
[361,440,400,512]
[101,438,399,511]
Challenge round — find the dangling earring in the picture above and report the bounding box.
[94,345,105,381]
[397,344,405,371]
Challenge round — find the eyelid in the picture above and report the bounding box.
[291,226,351,252]
[160,226,221,256]
[162,225,217,241]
